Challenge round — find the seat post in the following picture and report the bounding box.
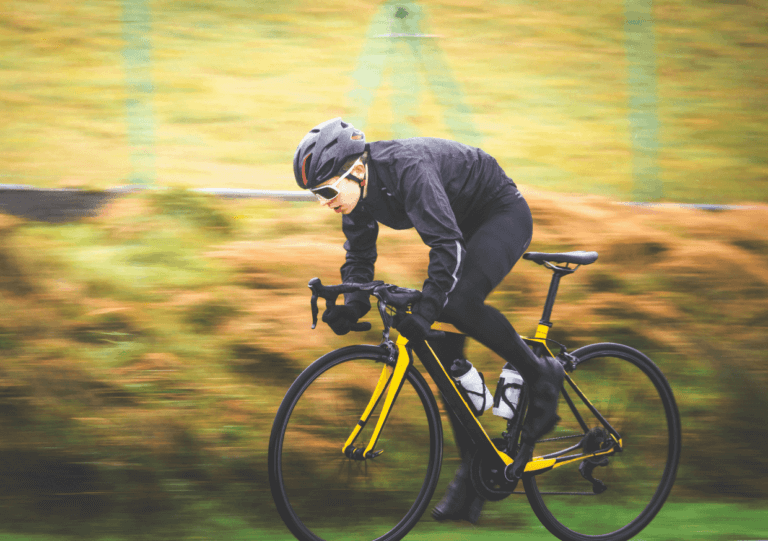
[539,269,570,328]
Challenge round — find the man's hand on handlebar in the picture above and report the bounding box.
[322,302,371,335]
[395,312,433,342]
[308,278,444,341]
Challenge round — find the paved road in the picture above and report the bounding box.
[0,185,756,224]
[0,186,142,223]
[0,186,315,223]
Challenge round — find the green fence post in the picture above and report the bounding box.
[347,1,480,145]
[625,0,661,201]
[122,0,156,186]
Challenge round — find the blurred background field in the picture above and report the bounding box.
[1,0,767,202]
[1,0,768,540]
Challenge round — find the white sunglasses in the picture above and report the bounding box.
[310,157,363,202]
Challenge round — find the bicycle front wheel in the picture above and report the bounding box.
[268,344,443,541]
[523,343,681,541]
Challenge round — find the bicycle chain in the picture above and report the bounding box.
[537,433,584,443]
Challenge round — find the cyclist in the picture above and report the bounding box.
[292,117,564,524]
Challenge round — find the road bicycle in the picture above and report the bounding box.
[268,250,681,541]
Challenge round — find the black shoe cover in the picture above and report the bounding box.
[521,354,565,445]
[431,462,485,524]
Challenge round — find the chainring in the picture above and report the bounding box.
[469,438,519,502]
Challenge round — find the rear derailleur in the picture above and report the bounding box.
[579,426,612,494]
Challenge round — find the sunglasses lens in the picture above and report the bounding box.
[312,187,339,200]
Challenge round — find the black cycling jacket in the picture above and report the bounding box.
[341,138,520,322]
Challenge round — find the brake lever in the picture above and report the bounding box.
[308,277,339,329]
[309,279,320,329]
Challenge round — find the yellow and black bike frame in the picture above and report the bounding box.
[342,264,622,474]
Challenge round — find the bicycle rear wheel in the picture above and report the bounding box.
[523,343,681,541]
[268,344,443,541]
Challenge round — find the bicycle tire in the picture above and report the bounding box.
[523,342,681,541]
[268,344,443,541]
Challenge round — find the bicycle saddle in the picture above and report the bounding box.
[523,251,598,266]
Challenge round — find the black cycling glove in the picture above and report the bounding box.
[322,302,370,335]
[396,301,438,342]
[396,313,433,342]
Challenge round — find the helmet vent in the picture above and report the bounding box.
[301,153,312,186]
[316,160,336,182]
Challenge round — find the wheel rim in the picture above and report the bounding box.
[273,351,441,541]
[524,346,679,540]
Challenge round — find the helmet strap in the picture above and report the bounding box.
[361,162,368,198]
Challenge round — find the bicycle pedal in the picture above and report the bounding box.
[505,442,534,482]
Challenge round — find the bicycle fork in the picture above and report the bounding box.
[342,334,411,460]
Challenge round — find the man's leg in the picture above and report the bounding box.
[430,196,530,523]
[436,197,564,509]
[441,197,562,445]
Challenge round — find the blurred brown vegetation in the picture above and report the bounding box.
[0,189,766,536]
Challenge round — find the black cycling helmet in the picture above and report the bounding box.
[293,117,366,189]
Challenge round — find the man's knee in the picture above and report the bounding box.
[440,294,486,328]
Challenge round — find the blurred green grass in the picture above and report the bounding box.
[1,1,767,202]
[1,500,765,541]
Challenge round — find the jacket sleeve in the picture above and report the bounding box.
[341,206,379,314]
[398,163,466,323]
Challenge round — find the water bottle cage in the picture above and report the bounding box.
[494,381,523,417]
[456,370,488,417]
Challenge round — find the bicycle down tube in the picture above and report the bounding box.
[412,336,515,469]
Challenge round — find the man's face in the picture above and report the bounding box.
[313,161,366,215]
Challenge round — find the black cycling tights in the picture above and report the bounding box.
[428,188,537,458]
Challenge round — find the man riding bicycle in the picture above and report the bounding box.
[292,117,564,524]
